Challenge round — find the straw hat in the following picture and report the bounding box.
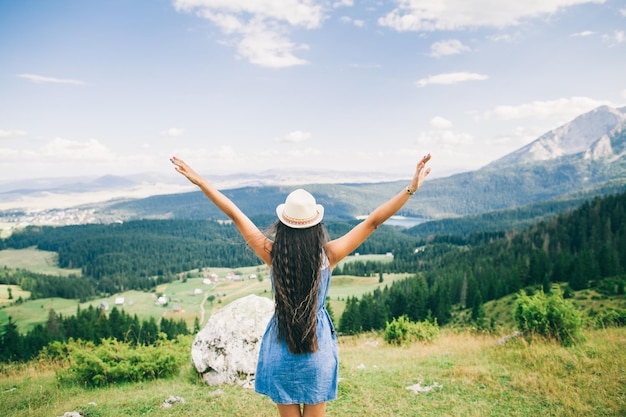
[276,188,324,229]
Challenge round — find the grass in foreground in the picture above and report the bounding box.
[2,327,625,417]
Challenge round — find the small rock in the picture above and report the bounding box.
[497,331,523,345]
[161,395,186,409]
[405,381,442,394]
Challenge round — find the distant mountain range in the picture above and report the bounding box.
[2,105,625,230]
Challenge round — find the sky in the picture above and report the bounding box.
[1,0,626,183]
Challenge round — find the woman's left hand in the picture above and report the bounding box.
[409,153,432,192]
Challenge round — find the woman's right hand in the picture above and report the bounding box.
[170,156,203,186]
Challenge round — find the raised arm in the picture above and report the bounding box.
[170,157,272,266]
[325,154,432,269]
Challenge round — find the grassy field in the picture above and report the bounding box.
[461,286,626,331]
[1,327,624,416]
[0,247,82,276]
[0,285,30,305]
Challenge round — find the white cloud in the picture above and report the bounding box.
[416,72,488,87]
[349,63,381,69]
[429,116,453,129]
[173,0,325,68]
[620,8,626,17]
[0,147,20,159]
[602,30,625,45]
[236,21,310,67]
[275,130,312,143]
[284,147,322,157]
[162,128,185,137]
[488,32,522,43]
[430,39,471,57]
[571,30,595,37]
[416,129,473,146]
[0,129,27,138]
[0,137,158,180]
[41,137,117,161]
[17,74,86,85]
[482,96,612,120]
[621,89,626,99]
[172,146,242,171]
[340,16,365,27]
[333,0,354,7]
[378,0,605,32]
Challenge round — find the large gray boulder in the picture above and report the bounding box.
[191,294,274,388]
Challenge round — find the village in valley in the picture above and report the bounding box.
[92,266,268,328]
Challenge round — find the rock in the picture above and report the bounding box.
[497,331,523,345]
[160,395,186,409]
[191,294,274,387]
[405,381,442,394]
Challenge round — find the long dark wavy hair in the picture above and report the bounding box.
[271,221,328,354]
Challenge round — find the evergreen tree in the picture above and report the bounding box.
[0,317,23,362]
[324,300,335,324]
[140,317,159,345]
[338,297,361,334]
[46,309,64,340]
[193,317,201,334]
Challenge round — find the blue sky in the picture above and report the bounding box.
[1,0,625,182]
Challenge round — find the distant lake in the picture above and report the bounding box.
[356,215,426,228]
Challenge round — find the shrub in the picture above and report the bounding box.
[384,315,439,346]
[596,275,626,296]
[594,308,626,328]
[55,337,185,387]
[514,289,583,346]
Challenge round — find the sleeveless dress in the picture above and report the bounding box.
[255,256,338,405]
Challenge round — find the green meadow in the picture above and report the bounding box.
[1,249,626,416]
[0,247,82,276]
[1,328,625,416]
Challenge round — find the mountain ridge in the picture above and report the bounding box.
[2,105,626,227]
[488,105,626,168]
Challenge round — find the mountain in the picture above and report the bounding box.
[0,168,408,212]
[412,106,626,218]
[102,105,626,224]
[1,105,626,231]
[488,105,626,168]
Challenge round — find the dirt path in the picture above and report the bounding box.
[199,289,210,325]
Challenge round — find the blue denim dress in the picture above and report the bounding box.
[255,257,338,405]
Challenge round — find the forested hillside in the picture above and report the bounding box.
[0,217,414,298]
[337,190,626,334]
[1,190,625,361]
[2,190,625,312]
